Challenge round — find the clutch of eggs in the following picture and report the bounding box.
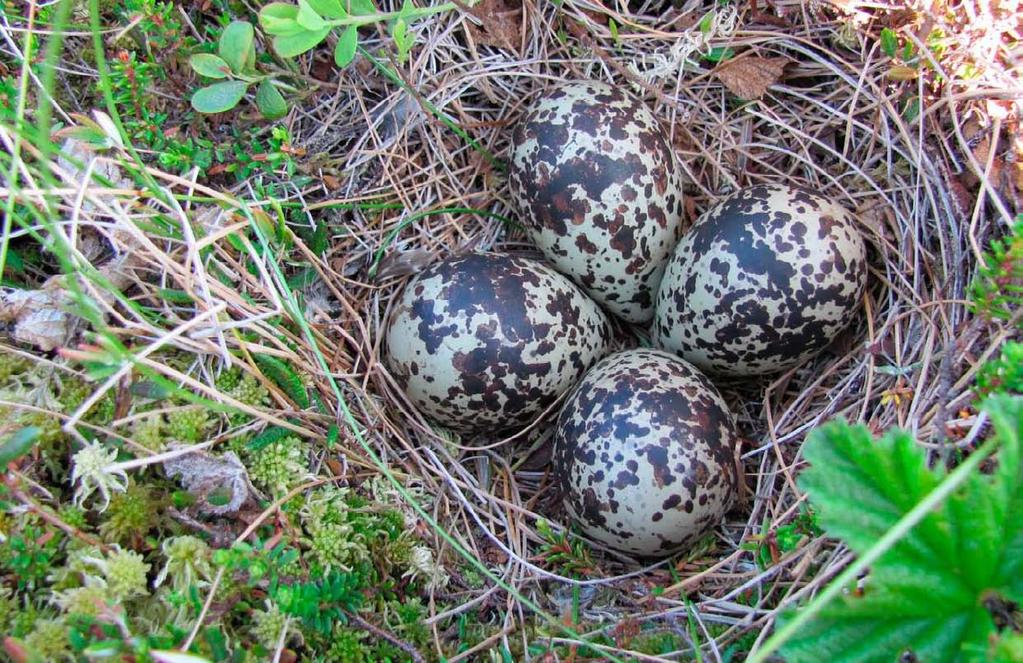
[509,81,686,324]
[654,183,868,376]
[384,252,614,434]
[553,349,739,557]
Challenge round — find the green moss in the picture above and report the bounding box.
[250,601,290,650]
[324,627,370,663]
[167,407,213,443]
[231,373,270,408]
[0,350,31,381]
[102,549,151,600]
[99,482,160,544]
[132,414,166,452]
[53,584,109,619]
[214,367,243,392]
[247,436,311,496]
[57,376,115,425]
[22,618,72,662]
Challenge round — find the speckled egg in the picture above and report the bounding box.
[553,349,739,557]
[509,81,685,324]
[384,252,615,434]
[653,183,868,376]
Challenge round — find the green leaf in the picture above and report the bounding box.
[296,0,329,30]
[346,0,377,14]
[255,79,288,120]
[392,17,410,62]
[272,26,332,57]
[254,354,310,409]
[219,21,255,74]
[334,25,358,67]
[190,80,249,114]
[189,53,231,79]
[703,46,734,62]
[247,426,292,452]
[0,427,40,466]
[259,3,305,35]
[987,395,1023,602]
[780,398,1023,663]
[305,0,347,19]
[880,27,898,58]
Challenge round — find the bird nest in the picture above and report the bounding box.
[1,0,1020,659]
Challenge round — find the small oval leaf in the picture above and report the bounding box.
[219,21,255,74]
[0,426,40,466]
[347,0,377,15]
[260,3,303,35]
[272,26,331,57]
[256,79,288,120]
[190,53,231,79]
[306,0,346,19]
[334,25,358,67]
[191,80,249,114]
[296,0,328,30]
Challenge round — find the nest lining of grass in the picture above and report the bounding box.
[2,0,1021,658]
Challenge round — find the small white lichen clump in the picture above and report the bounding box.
[71,441,128,511]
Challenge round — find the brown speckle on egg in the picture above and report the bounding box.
[553,349,739,557]
[653,183,868,376]
[384,252,615,434]
[509,81,686,324]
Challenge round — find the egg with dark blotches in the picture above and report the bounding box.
[553,349,739,557]
[653,183,868,376]
[509,81,685,324]
[384,252,615,434]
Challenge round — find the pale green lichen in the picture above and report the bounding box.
[71,441,128,511]
[298,488,369,573]
[52,583,109,618]
[154,535,213,593]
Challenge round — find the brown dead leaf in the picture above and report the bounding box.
[713,56,789,100]
[467,0,522,51]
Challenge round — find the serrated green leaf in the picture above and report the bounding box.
[190,80,248,114]
[0,426,40,465]
[334,24,358,67]
[247,426,292,452]
[219,21,254,74]
[988,395,1023,602]
[256,79,288,120]
[189,53,231,79]
[305,0,346,19]
[880,27,898,58]
[272,26,331,57]
[781,399,1023,663]
[296,0,329,30]
[255,354,309,409]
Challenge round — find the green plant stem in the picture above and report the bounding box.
[0,2,39,279]
[748,423,1002,663]
[328,3,457,28]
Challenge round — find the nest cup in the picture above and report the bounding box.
[332,0,1005,652]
